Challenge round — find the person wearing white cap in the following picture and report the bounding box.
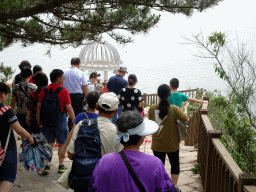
[88,110,178,192]
[67,92,123,158]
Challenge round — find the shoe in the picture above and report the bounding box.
[42,165,50,175]
[58,165,67,173]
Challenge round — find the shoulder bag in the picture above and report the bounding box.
[171,105,189,141]
[0,106,12,166]
[119,151,182,192]
[119,151,147,192]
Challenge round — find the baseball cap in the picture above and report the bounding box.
[118,66,128,73]
[98,92,119,111]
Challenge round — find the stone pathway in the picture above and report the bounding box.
[11,137,203,192]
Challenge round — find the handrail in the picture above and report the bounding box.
[143,88,204,106]
[197,102,256,192]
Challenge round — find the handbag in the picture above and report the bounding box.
[0,106,12,166]
[171,105,189,140]
[119,151,147,192]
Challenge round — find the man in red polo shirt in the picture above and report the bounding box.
[37,69,75,175]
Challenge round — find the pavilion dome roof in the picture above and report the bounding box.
[79,41,123,71]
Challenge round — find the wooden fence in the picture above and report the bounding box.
[143,88,204,106]
[143,89,256,191]
[197,101,256,192]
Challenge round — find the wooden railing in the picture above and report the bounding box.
[197,101,256,192]
[143,88,204,106]
[143,89,256,191]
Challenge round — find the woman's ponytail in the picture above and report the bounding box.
[157,84,171,120]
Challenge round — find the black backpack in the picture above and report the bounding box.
[68,118,101,190]
[40,87,64,128]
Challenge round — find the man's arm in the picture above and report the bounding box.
[61,123,76,158]
[187,97,208,104]
[82,85,89,97]
[65,104,75,123]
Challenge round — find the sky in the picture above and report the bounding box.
[0,0,255,94]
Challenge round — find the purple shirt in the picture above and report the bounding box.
[89,151,176,192]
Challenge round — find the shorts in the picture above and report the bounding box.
[0,149,17,183]
[42,113,68,144]
[153,150,180,174]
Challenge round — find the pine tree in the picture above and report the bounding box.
[0,0,222,50]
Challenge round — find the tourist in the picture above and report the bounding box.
[11,67,37,140]
[106,66,128,123]
[60,93,123,191]
[26,72,48,134]
[101,82,107,94]
[37,69,75,175]
[88,110,177,192]
[13,60,32,85]
[148,84,188,185]
[64,57,89,131]
[61,91,100,157]
[29,65,42,84]
[118,74,145,113]
[87,72,98,92]
[67,92,123,158]
[168,78,208,110]
[0,82,34,192]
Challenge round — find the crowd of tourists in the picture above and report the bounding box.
[0,58,207,191]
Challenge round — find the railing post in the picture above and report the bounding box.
[143,93,147,105]
[238,173,256,192]
[204,130,222,192]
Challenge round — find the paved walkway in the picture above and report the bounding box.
[11,137,203,192]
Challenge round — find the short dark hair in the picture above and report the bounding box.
[115,110,144,146]
[0,82,11,94]
[170,78,179,89]
[71,57,80,65]
[19,60,31,70]
[32,65,42,74]
[50,69,64,83]
[34,72,48,87]
[89,72,98,79]
[128,74,137,86]
[21,67,32,78]
[87,91,100,109]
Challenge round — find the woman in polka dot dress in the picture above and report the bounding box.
[118,74,145,115]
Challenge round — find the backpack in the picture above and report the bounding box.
[68,118,101,190]
[40,87,64,128]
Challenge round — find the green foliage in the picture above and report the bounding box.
[0,62,15,82]
[192,163,201,174]
[208,31,225,48]
[0,0,222,50]
[205,90,224,132]
[187,31,256,176]
[213,94,256,176]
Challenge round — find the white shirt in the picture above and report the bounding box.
[87,80,95,92]
[67,116,123,156]
[64,67,87,94]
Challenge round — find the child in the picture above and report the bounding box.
[26,72,48,134]
[168,78,208,111]
[0,82,34,191]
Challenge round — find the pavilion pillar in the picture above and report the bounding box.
[104,71,108,81]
